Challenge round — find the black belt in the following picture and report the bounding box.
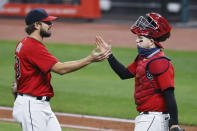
[141,111,168,114]
[18,93,50,101]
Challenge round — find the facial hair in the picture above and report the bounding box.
[40,28,51,38]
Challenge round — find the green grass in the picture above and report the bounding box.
[0,121,80,131]
[0,122,21,131]
[0,40,197,126]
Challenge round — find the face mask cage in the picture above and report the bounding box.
[131,16,158,30]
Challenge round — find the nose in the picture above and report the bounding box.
[136,39,139,43]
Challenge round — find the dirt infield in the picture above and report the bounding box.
[0,18,197,51]
[0,18,197,131]
[0,107,197,131]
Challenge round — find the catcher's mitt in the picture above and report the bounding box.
[170,127,185,131]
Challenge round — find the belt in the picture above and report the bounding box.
[140,111,168,115]
[18,93,50,101]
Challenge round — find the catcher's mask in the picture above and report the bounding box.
[131,13,171,48]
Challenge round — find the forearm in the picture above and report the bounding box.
[164,88,179,128]
[51,55,93,75]
[108,54,134,79]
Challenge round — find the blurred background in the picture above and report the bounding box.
[0,0,196,25]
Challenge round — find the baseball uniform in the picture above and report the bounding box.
[13,37,61,131]
[105,12,181,131]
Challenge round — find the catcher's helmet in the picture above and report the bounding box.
[131,13,171,48]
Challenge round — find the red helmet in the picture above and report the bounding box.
[131,13,171,48]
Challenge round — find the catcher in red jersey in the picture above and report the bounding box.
[96,13,184,131]
[12,8,110,131]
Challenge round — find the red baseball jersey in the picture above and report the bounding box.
[127,51,174,112]
[14,37,58,97]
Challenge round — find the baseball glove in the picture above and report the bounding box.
[170,127,185,131]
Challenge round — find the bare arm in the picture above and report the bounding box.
[51,48,111,75]
[51,56,93,75]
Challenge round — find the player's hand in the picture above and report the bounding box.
[170,125,185,131]
[90,47,111,62]
[11,81,17,99]
[95,35,112,54]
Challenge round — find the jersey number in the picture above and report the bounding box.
[15,56,21,79]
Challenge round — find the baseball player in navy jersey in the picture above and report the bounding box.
[96,13,185,131]
[11,8,111,131]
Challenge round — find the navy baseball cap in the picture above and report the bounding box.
[25,8,57,25]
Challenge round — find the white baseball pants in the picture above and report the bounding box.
[134,112,170,131]
[13,94,62,131]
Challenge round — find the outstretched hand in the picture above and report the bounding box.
[88,35,112,62]
[90,47,111,62]
[96,35,112,53]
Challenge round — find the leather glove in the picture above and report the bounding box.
[170,127,185,131]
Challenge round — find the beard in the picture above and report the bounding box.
[40,28,51,38]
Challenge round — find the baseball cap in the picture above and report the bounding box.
[25,8,57,25]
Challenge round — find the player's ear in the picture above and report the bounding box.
[149,39,156,47]
[150,39,154,43]
[34,22,41,29]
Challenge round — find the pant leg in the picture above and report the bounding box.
[13,96,35,131]
[46,112,62,131]
[134,113,170,131]
[13,95,61,131]
[148,113,170,131]
[13,96,23,123]
[160,114,170,131]
[134,114,156,131]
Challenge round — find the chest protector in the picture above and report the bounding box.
[134,52,170,106]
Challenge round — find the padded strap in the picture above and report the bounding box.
[146,56,171,77]
[145,57,171,94]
